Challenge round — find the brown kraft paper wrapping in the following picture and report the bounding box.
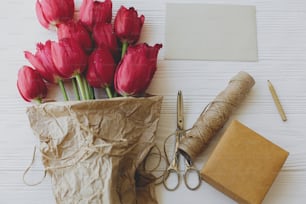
[179,71,255,161]
[26,96,163,204]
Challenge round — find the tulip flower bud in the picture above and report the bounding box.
[17,66,47,103]
[86,63,103,88]
[114,6,145,44]
[57,21,93,54]
[79,0,112,31]
[92,23,120,60]
[24,40,64,83]
[86,47,116,88]
[35,0,75,30]
[114,43,162,96]
[51,38,88,79]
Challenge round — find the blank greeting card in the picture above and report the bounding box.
[165,4,258,61]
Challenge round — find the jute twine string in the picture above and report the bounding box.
[145,129,192,185]
[141,144,166,185]
[162,129,191,166]
[141,129,190,185]
[178,71,255,161]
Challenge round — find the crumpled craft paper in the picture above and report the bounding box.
[27,96,163,204]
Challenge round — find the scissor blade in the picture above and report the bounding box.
[177,90,184,130]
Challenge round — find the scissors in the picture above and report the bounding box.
[163,90,201,191]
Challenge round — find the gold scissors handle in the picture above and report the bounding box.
[163,160,180,191]
[183,158,201,190]
[163,142,180,191]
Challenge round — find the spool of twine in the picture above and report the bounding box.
[178,71,255,161]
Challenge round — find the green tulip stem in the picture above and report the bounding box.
[82,76,90,100]
[89,86,95,100]
[75,74,86,100]
[72,78,80,101]
[121,42,128,58]
[58,80,69,101]
[34,98,42,104]
[105,86,113,98]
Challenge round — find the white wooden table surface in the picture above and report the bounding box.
[1,0,306,203]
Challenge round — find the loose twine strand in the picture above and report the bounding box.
[23,146,47,186]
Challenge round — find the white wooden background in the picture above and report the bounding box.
[1,0,306,203]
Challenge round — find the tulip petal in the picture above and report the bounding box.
[114,6,145,44]
[43,0,60,22]
[93,23,119,59]
[79,0,94,29]
[86,62,103,88]
[114,43,162,96]
[24,51,44,72]
[35,1,50,29]
[17,66,47,102]
[91,48,116,87]
[51,39,88,79]
[57,21,93,53]
[62,0,75,20]
[93,0,112,24]
[36,42,55,71]
[80,0,112,31]
[17,82,31,102]
[51,41,69,78]
[35,0,74,29]
[24,50,53,83]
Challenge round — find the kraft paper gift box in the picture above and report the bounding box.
[201,120,289,204]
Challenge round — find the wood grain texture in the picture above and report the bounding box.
[1,0,305,203]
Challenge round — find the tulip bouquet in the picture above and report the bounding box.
[19,1,164,204]
[17,0,162,103]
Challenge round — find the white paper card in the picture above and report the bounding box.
[165,4,258,61]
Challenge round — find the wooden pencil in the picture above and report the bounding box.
[267,80,287,121]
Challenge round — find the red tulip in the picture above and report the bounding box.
[92,23,120,60]
[79,0,112,31]
[35,0,75,30]
[86,47,116,88]
[86,64,103,88]
[114,6,145,44]
[17,66,47,102]
[57,21,93,54]
[24,40,64,83]
[51,38,88,78]
[114,43,162,96]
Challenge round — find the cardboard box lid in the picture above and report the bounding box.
[201,120,289,204]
